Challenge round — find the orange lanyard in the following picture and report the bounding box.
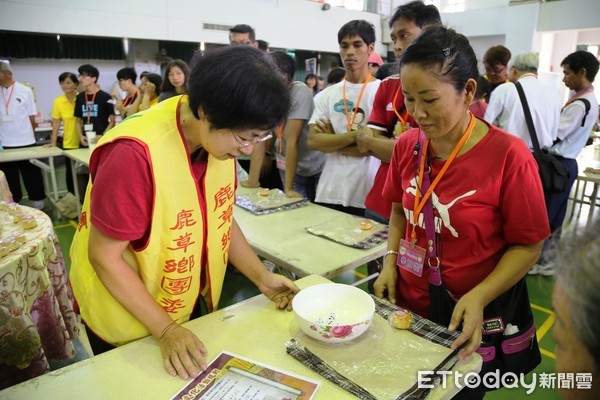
[342,74,371,131]
[277,122,285,155]
[2,83,15,114]
[562,86,593,111]
[122,89,138,107]
[411,113,476,241]
[391,81,406,126]
[85,89,98,124]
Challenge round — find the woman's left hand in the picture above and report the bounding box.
[257,272,300,311]
[448,290,485,360]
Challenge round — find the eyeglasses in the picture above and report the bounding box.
[230,129,273,148]
[484,65,507,76]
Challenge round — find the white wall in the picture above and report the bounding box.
[3,0,600,119]
[538,0,600,32]
[0,0,386,54]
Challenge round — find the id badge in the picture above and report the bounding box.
[397,238,425,277]
[276,156,286,170]
[1,114,13,122]
[84,123,93,132]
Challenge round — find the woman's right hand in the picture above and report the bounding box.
[159,323,208,380]
[373,258,398,304]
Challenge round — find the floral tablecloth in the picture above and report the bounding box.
[0,206,79,389]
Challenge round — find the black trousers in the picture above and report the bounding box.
[540,157,578,263]
[0,145,46,202]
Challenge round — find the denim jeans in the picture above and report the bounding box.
[292,173,321,203]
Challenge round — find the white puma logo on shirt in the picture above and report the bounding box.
[406,176,476,237]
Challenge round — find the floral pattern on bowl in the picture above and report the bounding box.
[309,319,372,341]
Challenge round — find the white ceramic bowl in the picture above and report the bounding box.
[292,283,375,343]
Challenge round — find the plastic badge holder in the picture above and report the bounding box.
[289,314,451,399]
[287,295,482,400]
[235,188,308,215]
[305,214,388,249]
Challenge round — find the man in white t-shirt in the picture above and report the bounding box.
[0,61,46,209]
[484,52,561,149]
[308,20,381,216]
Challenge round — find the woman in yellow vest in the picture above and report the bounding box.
[70,46,298,380]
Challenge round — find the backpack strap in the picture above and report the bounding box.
[572,98,591,127]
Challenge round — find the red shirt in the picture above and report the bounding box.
[383,123,550,317]
[366,75,416,219]
[89,139,208,250]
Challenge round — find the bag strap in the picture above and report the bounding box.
[417,134,441,286]
[573,98,591,127]
[514,81,543,160]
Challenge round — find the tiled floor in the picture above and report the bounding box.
[29,160,598,398]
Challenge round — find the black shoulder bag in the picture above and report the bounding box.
[514,81,568,194]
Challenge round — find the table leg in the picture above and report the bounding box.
[568,179,581,220]
[71,159,82,215]
[48,156,59,202]
[586,183,598,228]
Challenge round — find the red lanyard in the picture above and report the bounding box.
[85,89,98,124]
[411,113,476,241]
[562,86,594,110]
[277,122,284,155]
[342,74,371,131]
[2,83,15,114]
[391,81,406,127]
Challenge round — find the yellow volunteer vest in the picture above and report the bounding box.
[70,96,235,346]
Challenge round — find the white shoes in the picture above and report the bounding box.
[31,199,46,210]
[528,262,555,277]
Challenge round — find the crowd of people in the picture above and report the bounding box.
[1,1,598,398]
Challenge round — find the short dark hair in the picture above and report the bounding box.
[256,39,269,52]
[327,67,346,85]
[483,45,511,68]
[400,25,478,93]
[161,59,189,93]
[475,75,491,100]
[144,73,163,95]
[187,46,290,131]
[305,73,317,83]
[561,50,600,83]
[270,51,296,82]
[78,64,99,80]
[117,67,137,82]
[337,20,376,46]
[229,24,255,42]
[390,0,441,28]
[58,72,78,85]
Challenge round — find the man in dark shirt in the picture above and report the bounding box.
[74,64,115,147]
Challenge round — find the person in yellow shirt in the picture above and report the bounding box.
[130,72,163,114]
[70,46,298,381]
[45,72,79,194]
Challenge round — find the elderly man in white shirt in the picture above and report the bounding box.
[484,52,561,150]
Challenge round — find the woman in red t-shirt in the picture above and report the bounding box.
[374,26,549,368]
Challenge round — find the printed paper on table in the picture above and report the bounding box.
[171,351,320,400]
